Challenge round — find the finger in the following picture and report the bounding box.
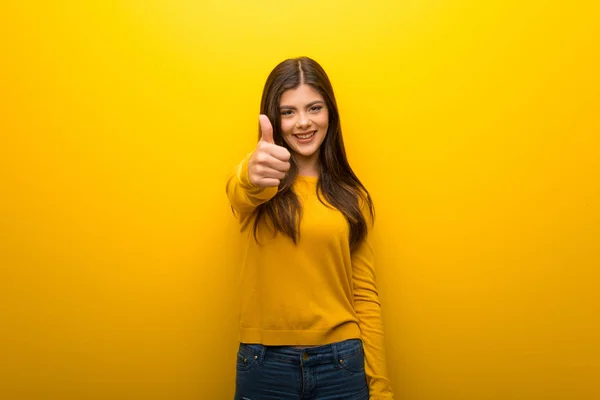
[263,156,290,172]
[266,144,291,161]
[253,145,289,168]
[261,167,286,180]
[259,114,274,144]
[254,162,286,179]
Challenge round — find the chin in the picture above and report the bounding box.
[296,151,318,158]
[294,145,320,158]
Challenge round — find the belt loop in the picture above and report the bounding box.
[332,341,339,367]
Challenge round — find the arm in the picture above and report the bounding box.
[352,221,394,399]
[226,152,278,214]
[225,115,290,214]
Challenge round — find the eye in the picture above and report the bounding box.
[309,105,323,113]
[280,109,294,117]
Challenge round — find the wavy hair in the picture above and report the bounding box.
[253,57,374,251]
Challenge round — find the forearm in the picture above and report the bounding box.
[226,152,278,214]
[353,234,394,399]
[355,297,394,399]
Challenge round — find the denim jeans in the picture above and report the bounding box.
[234,338,369,400]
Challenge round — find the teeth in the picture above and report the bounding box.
[296,132,314,139]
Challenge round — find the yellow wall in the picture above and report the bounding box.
[1,1,598,399]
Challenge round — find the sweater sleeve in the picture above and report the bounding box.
[352,215,394,399]
[226,152,278,214]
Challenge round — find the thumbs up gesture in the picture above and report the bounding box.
[248,115,292,188]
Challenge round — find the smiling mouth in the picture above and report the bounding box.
[293,131,316,139]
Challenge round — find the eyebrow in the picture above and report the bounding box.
[279,100,325,109]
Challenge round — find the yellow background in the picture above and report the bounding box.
[1,1,599,399]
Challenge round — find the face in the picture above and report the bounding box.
[279,84,329,163]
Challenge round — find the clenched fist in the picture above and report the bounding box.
[248,115,291,188]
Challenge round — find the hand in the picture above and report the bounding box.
[248,115,291,188]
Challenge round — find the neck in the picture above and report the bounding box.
[294,152,320,177]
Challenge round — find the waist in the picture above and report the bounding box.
[239,338,363,366]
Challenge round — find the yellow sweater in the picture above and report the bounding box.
[226,153,394,399]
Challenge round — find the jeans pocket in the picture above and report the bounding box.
[236,343,261,372]
[338,347,365,374]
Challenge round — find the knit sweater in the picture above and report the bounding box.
[226,153,394,399]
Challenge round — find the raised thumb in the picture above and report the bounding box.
[259,114,274,144]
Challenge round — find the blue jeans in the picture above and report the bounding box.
[234,339,369,400]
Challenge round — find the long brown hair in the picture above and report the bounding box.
[253,57,374,251]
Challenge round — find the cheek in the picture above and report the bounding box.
[280,120,295,135]
[318,112,329,128]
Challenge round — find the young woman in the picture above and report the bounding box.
[226,57,394,399]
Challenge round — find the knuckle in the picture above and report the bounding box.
[257,142,269,152]
[256,153,267,164]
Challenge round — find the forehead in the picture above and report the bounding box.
[279,84,324,106]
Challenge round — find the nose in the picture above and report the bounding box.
[296,112,312,129]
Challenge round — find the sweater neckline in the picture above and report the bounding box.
[296,175,319,183]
